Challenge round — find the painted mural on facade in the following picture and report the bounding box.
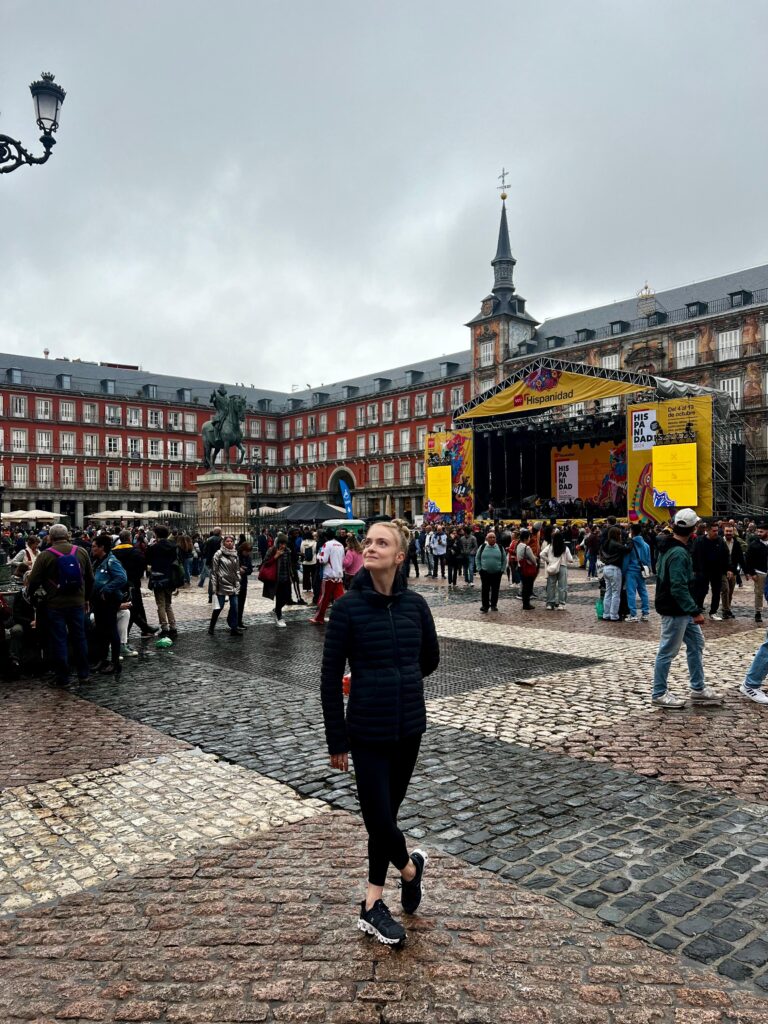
[424,429,474,523]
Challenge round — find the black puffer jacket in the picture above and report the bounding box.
[320,569,440,755]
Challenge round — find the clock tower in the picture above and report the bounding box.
[466,191,539,397]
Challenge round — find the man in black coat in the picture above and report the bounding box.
[745,522,768,624]
[112,530,157,638]
[692,521,729,621]
[721,523,746,621]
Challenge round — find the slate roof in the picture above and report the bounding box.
[533,264,768,350]
[0,349,472,412]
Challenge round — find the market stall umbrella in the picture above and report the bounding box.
[6,508,59,521]
[86,510,141,520]
[153,509,184,518]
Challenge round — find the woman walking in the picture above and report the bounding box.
[261,533,293,628]
[321,519,440,945]
[209,535,243,636]
[300,530,317,593]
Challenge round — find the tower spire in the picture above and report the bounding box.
[491,183,516,293]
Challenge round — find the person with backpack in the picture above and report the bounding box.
[515,528,539,611]
[540,529,574,611]
[476,531,505,612]
[90,534,129,677]
[145,525,184,639]
[27,523,94,686]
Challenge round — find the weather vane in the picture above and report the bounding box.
[497,166,509,200]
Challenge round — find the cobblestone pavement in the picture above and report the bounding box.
[2,570,768,1019]
[4,812,768,1024]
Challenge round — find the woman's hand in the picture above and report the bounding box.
[329,753,349,772]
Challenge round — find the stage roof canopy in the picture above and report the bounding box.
[454,357,727,423]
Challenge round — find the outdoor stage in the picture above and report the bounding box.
[425,357,751,524]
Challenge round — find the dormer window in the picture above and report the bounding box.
[729,289,752,308]
[101,378,115,395]
[57,373,72,390]
[7,368,22,385]
[341,385,359,400]
[439,361,459,378]
[373,377,391,393]
[404,370,424,386]
[256,398,272,412]
[143,384,158,399]
[177,388,191,402]
[686,301,707,317]
[610,321,629,336]
[646,311,667,327]
[546,336,564,351]
[312,391,329,406]
[576,329,595,344]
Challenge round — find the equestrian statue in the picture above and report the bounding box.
[201,385,247,470]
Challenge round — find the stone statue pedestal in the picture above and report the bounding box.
[194,471,250,535]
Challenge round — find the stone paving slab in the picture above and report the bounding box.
[0,749,327,915]
[0,811,765,1024]
[0,684,189,790]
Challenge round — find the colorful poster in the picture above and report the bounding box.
[627,397,713,523]
[424,430,474,523]
[652,443,698,507]
[549,441,627,507]
[456,366,653,419]
[555,459,579,501]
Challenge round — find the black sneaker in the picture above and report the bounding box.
[400,849,428,915]
[756,613,763,624]
[357,899,406,945]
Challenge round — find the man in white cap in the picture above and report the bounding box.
[652,508,720,708]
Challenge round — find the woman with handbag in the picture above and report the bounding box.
[541,530,574,610]
[259,533,292,629]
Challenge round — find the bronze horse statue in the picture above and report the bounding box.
[202,394,247,470]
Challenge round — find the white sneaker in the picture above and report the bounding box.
[626,616,639,622]
[739,682,768,704]
[690,686,721,704]
[641,615,650,622]
[275,617,287,628]
[709,613,723,622]
[652,691,687,709]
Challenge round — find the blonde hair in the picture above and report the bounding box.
[366,518,410,556]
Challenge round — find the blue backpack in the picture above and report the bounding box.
[50,545,84,594]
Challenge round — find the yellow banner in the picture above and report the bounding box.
[424,430,474,521]
[627,397,713,523]
[456,367,652,420]
[426,466,453,512]
[652,443,698,508]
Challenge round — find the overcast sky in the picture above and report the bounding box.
[2,1,767,392]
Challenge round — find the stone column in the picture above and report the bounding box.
[52,499,61,514]
[27,498,36,510]
[75,500,84,528]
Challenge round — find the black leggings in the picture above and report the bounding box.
[350,735,421,886]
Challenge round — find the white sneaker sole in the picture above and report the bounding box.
[357,918,405,945]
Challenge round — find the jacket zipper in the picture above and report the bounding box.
[387,604,403,739]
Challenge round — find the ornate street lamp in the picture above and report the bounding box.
[1,72,66,174]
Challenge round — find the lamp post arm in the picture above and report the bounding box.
[0,133,55,174]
